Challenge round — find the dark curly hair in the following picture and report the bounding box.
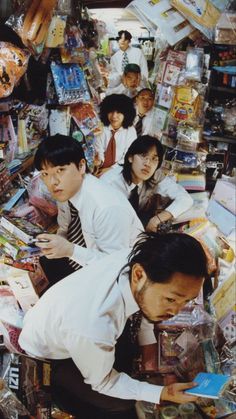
[117,30,132,41]
[100,94,136,128]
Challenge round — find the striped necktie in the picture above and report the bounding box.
[102,130,116,168]
[135,114,145,136]
[67,201,86,271]
[122,51,129,71]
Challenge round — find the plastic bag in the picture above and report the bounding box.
[0,42,29,99]
[0,381,30,418]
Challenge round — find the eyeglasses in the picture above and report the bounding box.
[138,153,159,164]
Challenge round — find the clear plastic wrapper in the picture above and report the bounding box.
[0,381,30,418]
[6,0,57,55]
[0,42,29,99]
[185,48,204,81]
[27,173,58,217]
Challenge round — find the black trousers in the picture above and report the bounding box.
[39,256,77,287]
[51,320,139,419]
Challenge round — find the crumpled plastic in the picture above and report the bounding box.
[0,42,29,99]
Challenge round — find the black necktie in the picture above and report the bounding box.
[67,201,86,271]
[129,310,142,344]
[129,185,139,213]
[135,115,145,136]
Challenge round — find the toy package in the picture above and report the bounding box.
[51,62,91,104]
[70,102,100,136]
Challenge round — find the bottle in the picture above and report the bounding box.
[178,403,195,418]
[161,405,179,419]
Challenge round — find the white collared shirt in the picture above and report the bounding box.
[101,166,193,219]
[57,174,143,266]
[94,125,137,166]
[110,46,148,80]
[19,250,162,403]
[134,108,162,138]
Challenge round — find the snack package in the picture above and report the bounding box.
[45,14,67,48]
[51,61,90,104]
[0,381,30,418]
[7,0,57,54]
[170,86,201,122]
[0,42,29,99]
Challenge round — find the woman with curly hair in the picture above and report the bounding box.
[94,93,137,176]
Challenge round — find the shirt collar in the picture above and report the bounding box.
[118,268,140,319]
[108,125,123,133]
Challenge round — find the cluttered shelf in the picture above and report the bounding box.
[203,135,236,144]
[209,86,236,94]
[9,155,34,181]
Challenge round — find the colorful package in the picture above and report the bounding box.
[51,62,90,104]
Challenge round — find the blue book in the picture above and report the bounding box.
[185,372,230,399]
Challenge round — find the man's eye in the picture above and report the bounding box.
[166,298,175,303]
[57,168,64,173]
[41,173,47,177]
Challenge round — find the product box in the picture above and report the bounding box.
[5,353,51,419]
[0,216,44,244]
[206,199,236,236]
[211,179,236,215]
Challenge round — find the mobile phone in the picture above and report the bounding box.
[29,238,50,243]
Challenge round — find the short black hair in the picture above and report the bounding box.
[136,88,155,98]
[122,135,164,185]
[128,232,208,283]
[124,63,141,75]
[100,94,136,128]
[34,134,89,172]
[117,30,132,41]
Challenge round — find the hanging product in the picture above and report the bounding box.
[0,42,29,99]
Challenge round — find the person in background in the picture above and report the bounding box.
[101,136,193,231]
[34,134,143,285]
[109,30,148,83]
[134,88,161,138]
[106,64,148,98]
[19,232,207,419]
[94,94,137,176]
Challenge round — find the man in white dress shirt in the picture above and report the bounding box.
[106,64,148,98]
[34,134,143,284]
[19,232,207,418]
[134,88,161,138]
[109,30,148,83]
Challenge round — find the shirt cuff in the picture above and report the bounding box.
[138,381,163,404]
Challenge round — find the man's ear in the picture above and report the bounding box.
[128,156,133,163]
[131,263,147,292]
[79,159,86,174]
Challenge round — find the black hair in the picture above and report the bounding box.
[128,231,208,283]
[117,30,132,41]
[136,88,155,98]
[122,135,164,185]
[100,94,136,128]
[34,134,89,172]
[124,63,141,74]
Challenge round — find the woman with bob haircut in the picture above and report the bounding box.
[101,135,193,231]
[94,93,137,176]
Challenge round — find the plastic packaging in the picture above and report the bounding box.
[0,42,29,99]
[161,405,179,419]
[0,381,30,418]
[185,48,204,81]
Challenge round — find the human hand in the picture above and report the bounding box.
[160,382,198,404]
[35,234,74,259]
[146,216,160,233]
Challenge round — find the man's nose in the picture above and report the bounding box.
[49,174,60,186]
[168,302,183,316]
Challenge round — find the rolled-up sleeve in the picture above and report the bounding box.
[156,177,193,219]
[66,332,163,403]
